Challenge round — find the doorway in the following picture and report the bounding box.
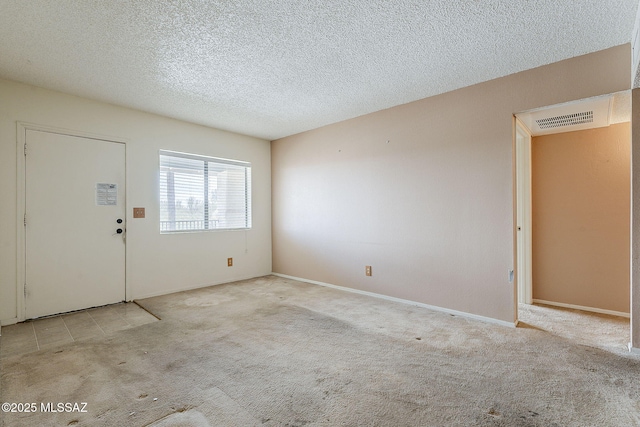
[20,125,126,319]
[514,92,632,348]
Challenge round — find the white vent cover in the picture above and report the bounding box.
[516,95,615,136]
[536,111,593,129]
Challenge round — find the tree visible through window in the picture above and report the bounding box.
[159,150,251,232]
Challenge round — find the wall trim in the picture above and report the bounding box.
[630,344,640,355]
[532,299,630,318]
[272,273,516,328]
[1,317,19,327]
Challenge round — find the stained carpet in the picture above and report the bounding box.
[1,275,639,426]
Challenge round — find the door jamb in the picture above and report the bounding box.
[514,118,533,308]
[16,122,129,321]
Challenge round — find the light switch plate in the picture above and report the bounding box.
[133,207,145,218]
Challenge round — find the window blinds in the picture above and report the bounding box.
[159,150,251,232]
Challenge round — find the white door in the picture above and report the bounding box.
[25,129,126,319]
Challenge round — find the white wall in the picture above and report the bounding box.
[0,78,272,324]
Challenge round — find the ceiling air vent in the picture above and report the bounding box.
[516,95,613,136]
[535,111,593,130]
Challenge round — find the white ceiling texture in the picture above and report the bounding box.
[0,1,637,140]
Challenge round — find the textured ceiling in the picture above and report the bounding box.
[0,1,637,140]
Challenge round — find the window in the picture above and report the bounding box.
[159,150,251,232]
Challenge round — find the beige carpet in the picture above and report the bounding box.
[518,302,631,355]
[1,275,639,426]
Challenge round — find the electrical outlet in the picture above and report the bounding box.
[227,258,233,267]
[365,266,372,276]
[133,207,145,218]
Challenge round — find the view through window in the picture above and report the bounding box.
[159,150,251,232]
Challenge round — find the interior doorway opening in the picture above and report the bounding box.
[514,91,632,351]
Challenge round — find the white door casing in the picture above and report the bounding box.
[22,127,126,319]
[515,120,533,305]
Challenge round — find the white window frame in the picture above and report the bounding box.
[159,150,252,233]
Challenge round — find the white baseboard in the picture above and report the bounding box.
[532,299,630,318]
[0,317,19,327]
[272,273,516,328]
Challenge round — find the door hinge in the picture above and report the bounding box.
[24,143,27,156]
[24,213,27,226]
[24,283,27,298]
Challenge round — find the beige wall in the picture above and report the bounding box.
[0,79,272,324]
[271,45,631,324]
[632,88,640,349]
[531,124,630,313]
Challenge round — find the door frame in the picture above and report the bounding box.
[16,122,129,322]
[515,118,533,306]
